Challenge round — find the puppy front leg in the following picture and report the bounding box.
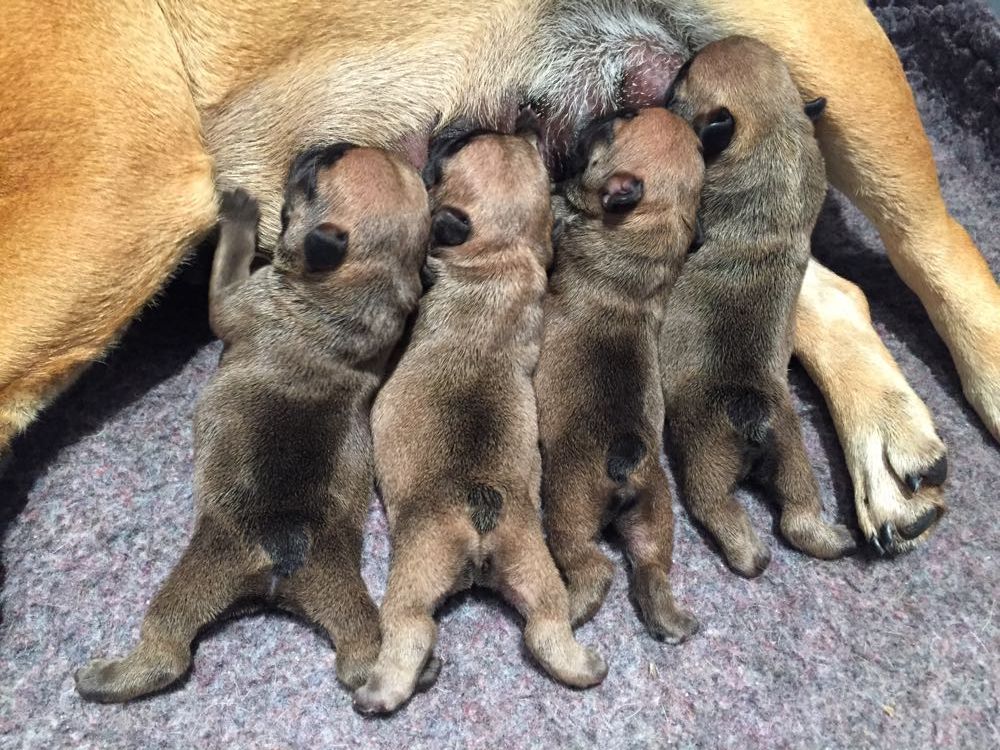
[494,511,608,688]
[74,516,255,703]
[671,416,770,578]
[794,259,947,555]
[352,518,470,716]
[208,189,260,339]
[614,464,698,643]
[284,526,381,690]
[767,393,857,560]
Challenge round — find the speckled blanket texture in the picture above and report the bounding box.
[2,2,999,748]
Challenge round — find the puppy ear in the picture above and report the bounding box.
[804,97,827,122]
[601,173,644,213]
[303,223,349,273]
[287,142,356,200]
[431,207,471,246]
[698,108,734,158]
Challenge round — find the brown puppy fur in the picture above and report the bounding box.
[74,146,429,703]
[1,2,983,555]
[660,37,861,577]
[355,128,607,716]
[535,108,701,640]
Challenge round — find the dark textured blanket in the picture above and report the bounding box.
[2,1,997,747]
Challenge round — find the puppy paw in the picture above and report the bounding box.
[844,390,947,556]
[565,554,615,627]
[219,188,260,227]
[558,646,608,689]
[74,652,184,704]
[781,514,858,560]
[335,649,377,691]
[646,607,699,645]
[352,676,411,717]
[722,535,771,578]
[631,566,699,644]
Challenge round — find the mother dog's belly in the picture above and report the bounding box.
[197,0,719,244]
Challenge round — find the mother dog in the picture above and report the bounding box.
[1,0,997,555]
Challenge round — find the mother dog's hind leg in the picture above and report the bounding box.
[795,259,946,556]
[701,0,1000,441]
[0,1,216,456]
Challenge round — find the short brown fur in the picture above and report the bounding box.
[536,108,702,638]
[355,130,606,716]
[74,147,429,702]
[661,37,859,577]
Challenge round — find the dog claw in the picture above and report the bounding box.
[904,455,948,495]
[899,507,940,540]
[879,522,894,552]
[924,455,948,486]
[869,532,885,557]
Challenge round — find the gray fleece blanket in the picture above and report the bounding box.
[2,1,998,747]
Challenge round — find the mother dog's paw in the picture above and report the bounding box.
[844,391,947,556]
[960,364,1000,444]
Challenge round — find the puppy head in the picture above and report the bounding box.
[277,143,429,280]
[561,107,704,253]
[665,36,824,163]
[422,123,551,267]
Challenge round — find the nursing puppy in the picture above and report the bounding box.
[354,126,607,716]
[660,36,857,577]
[536,107,702,640]
[74,145,429,703]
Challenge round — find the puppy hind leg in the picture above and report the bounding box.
[614,464,698,644]
[352,518,471,716]
[494,513,607,688]
[74,516,256,703]
[768,395,858,560]
[542,466,615,627]
[672,418,770,578]
[283,526,381,690]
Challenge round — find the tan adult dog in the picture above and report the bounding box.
[1,1,996,558]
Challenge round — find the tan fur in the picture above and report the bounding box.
[536,108,701,638]
[357,132,606,716]
[1,0,995,556]
[794,259,947,554]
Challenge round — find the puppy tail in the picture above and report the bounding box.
[724,389,773,448]
[260,514,312,578]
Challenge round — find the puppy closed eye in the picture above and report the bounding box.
[303,223,349,273]
[431,207,472,247]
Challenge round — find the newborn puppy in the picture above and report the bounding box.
[74,145,429,702]
[535,107,702,641]
[354,125,607,716]
[661,36,856,577]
